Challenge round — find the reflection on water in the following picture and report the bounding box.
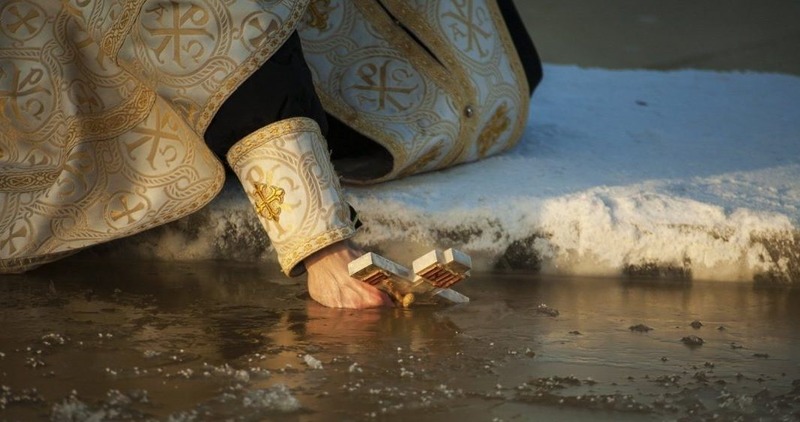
[1,259,799,421]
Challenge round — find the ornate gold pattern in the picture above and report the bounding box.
[477,103,511,157]
[195,0,311,134]
[227,117,356,276]
[100,0,148,59]
[0,171,60,192]
[280,226,355,277]
[305,0,333,30]
[297,0,530,183]
[252,182,286,222]
[2,0,531,274]
[0,0,307,273]
[0,250,79,275]
[227,117,322,166]
[399,143,444,177]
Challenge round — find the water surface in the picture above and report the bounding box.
[1,260,799,420]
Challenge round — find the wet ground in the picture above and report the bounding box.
[2,260,800,421]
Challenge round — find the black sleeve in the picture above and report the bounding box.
[203,31,328,161]
[497,0,543,95]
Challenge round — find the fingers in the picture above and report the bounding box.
[378,290,394,307]
[304,241,396,309]
[307,269,393,309]
[309,279,392,309]
[358,285,393,308]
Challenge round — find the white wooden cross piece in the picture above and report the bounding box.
[348,248,472,307]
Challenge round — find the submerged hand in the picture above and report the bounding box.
[304,241,393,309]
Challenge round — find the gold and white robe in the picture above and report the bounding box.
[0,0,530,273]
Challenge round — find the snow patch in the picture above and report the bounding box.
[98,66,800,283]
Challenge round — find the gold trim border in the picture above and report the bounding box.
[226,116,322,169]
[378,0,478,167]
[484,0,530,157]
[0,250,79,274]
[197,0,312,134]
[307,0,531,183]
[283,225,356,277]
[101,0,148,60]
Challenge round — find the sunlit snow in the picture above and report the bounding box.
[115,65,800,282]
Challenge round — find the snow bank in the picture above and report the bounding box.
[110,65,800,283]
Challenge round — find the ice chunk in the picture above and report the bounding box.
[303,354,323,370]
[242,385,301,412]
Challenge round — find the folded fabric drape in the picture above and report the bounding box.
[0,0,538,273]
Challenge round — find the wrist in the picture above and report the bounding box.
[304,240,351,268]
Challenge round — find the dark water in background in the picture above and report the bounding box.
[1,260,799,421]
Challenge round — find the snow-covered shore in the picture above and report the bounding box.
[114,65,800,283]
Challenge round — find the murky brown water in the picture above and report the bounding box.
[2,259,799,421]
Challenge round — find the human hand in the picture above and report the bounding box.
[304,241,393,309]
